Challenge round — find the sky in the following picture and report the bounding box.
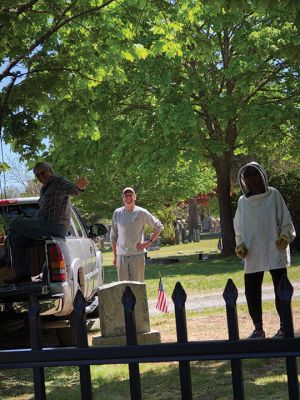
[0,142,32,193]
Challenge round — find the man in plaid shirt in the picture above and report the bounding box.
[4,161,88,284]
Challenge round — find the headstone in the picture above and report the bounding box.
[193,228,200,242]
[92,281,161,346]
[202,215,212,233]
[181,227,186,242]
[175,227,180,245]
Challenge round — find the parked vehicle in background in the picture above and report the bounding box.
[0,197,106,346]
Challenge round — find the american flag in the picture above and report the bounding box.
[156,277,169,314]
[217,237,223,252]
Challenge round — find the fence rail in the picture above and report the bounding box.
[0,275,299,400]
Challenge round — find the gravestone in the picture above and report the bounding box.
[92,281,161,346]
[175,227,180,244]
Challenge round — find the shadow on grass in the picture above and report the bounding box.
[104,254,242,284]
[1,357,297,400]
[105,252,300,286]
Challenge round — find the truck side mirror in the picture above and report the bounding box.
[88,223,107,237]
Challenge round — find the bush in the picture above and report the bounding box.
[268,172,300,250]
[159,223,176,245]
[145,206,176,245]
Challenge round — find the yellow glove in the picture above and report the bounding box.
[276,233,289,251]
[235,242,248,259]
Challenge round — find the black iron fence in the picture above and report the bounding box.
[0,275,299,400]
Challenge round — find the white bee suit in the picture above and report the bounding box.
[234,162,296,274]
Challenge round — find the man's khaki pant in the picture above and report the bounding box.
[116,254,145,282]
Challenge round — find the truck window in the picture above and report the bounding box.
[71,209,85,238]
[0,204,39,231]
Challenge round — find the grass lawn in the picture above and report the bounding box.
[102,238,300,300]
[1,238,300,399]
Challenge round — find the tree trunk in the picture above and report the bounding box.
[213,154,236,255]
[188,196,199,242]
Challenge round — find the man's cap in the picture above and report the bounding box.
[122,187,135,195]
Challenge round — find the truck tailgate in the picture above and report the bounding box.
[0,282,50,301]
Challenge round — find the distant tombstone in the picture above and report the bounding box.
[106,225,111,242]
[202,215,212,233]
[193,228,200,242]
[215,218,221,232]
[181,227,186,242]
[175,227,180,245]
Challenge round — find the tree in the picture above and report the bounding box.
[80,0,299,254]
[48,132,216,218]
[0,0,116,158]
[54,0,298,253]
[5,158,41,197]
[2,1,300,254]
[1,0,215,216]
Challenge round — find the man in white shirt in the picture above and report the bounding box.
[110,187,163,282]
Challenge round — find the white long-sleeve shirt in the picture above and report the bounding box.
[234,187,296,273]
[110,206,163,256]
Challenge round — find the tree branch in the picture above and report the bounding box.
[1,0,39,14]
[0,0,116,82]
[121,103,153,114]
[243,62,286,104]
[15,66,104,83]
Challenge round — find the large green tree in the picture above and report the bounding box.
[56,0,299,253]
[2,1,300,254]
[1,0,216,217]
[113,0,300,254]
[0,0,117,156]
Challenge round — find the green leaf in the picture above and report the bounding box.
[133,44,149,59]
[0,162,11,172]
[122,50,135,62]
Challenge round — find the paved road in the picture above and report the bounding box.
[148,282,300,315]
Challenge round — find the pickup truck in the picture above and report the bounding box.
[0,197,107,346]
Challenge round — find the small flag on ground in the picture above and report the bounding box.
[217,237,223,252]
[156,276,169,314]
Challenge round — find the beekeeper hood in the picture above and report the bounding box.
[237,161,268,197]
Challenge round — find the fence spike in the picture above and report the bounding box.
[172,282,187,308]
[28,294,41,317]
[74,289,86,313]
[223,279,238,306]
[122,286,136,312]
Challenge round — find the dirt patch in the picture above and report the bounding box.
[87,308,300,346]
[154,309,300,343]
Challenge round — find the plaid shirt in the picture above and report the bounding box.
[37,175,81,227]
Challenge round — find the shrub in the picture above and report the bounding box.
[268,172,300,250]
[145,206,176,245]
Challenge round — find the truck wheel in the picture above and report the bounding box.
[56,326,76,347]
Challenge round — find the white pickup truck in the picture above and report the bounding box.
[0,197,106,346]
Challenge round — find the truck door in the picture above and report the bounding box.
[70,209,97,297]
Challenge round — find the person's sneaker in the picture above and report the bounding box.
[248,329,266,339]
[273,328,284,338]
